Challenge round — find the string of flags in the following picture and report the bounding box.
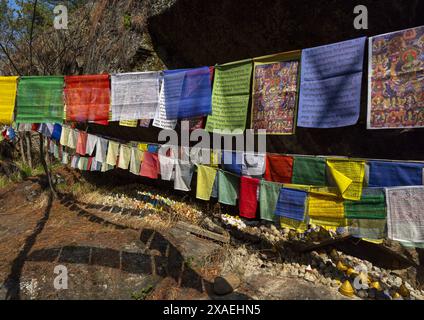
[0,25,423,248]
[16,122,423,248]
[0,25,422,131]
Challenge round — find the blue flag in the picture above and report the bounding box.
[297,37,366,128]
[368,161,424,187]
[222,151,242,176]
[274,188,308,222]
[51,124,62,141]
[163,67,212,120]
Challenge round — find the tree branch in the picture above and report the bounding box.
[0,42,22,75]
[29,0,38,75]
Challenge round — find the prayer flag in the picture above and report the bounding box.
[205,59,253,132]
[297,37,366,128]
[239,176,260,219]
[16,76,64,123]
[0,76,18,124]
[111,71,160,121]
[251,51,300,134]
[367,26,424,129]
[64,74,110,122]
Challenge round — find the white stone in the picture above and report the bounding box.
[304,273,316,282]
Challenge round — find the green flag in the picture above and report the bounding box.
[259,180,282,221]
[206,59,253,133]
[344,188,386,219]
[218,170,239,206]
[16,76,64,123]
[348,218,387,240]
[292,156,326,186]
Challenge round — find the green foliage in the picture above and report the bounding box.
[184,256,196,269]
[123,14,131,29]
[0,175,10,188]
[131,284,154,300]
[0,171,22,188]
[19,163,33,178]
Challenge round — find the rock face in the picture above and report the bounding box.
[147,0,424,159]
[213,273,241,295]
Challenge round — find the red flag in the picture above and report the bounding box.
[239,176,260,219]
[140,152,160,179]
[64,74,110,123]
[264,154,294,183]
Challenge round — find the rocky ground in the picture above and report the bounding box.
[0,168,423,300]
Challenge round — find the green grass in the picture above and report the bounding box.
[0,176,9,189]
[184,256,196,269]
[14,159,60,178]
[131,284,154,300]
[0,172,22,188]
[0,159,63,190]
[123,14,131,29]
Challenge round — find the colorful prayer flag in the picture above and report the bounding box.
[163,67,212,120]
[16,76,64,123]
[117,144,131,170]
[326,158,365,200]
[140,152,160,179]
[196,165,217,201]
[292,156,326,186]
[64,74,110,122]
[344,188,386,219]
[218,170,239,206]
[368,160,424,187]
[274,188,308,222]
[106,141,119,166]
[297,37,366,128]
[174,161,194,191]
[259,180,282,221]
[367,26,424,129]
[386,186,424,245]
[239,176,260,219]
[205,59,253,132]
[264,154,293,183]
[111,71,160,121]
[251,51,300,134]
[0,76,18,124]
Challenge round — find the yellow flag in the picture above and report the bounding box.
[326,158,365,200]
[308,191,346,227]
[309,216,347,228]
[282,183,311,192]
[119,119,138,127]
[362,238,384,244]
[196,165,217,201]
[280,217,308,232]
[308,192,344,218]
[0,76,18,124]
[309,186,340,197]
[210,149,220,168]
[138,143,148,152]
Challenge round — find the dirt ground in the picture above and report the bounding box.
[0,177,347,300]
